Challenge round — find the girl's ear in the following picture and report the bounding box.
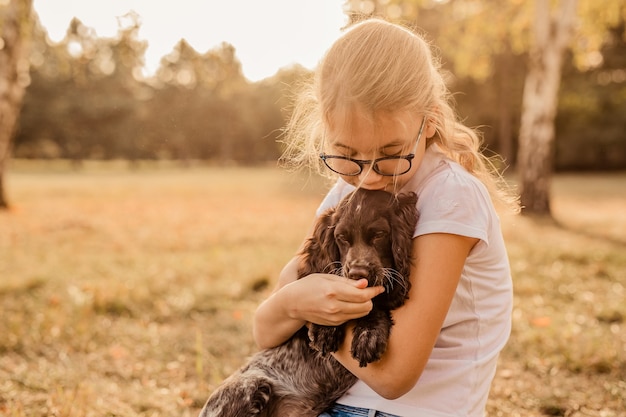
[423,106,442,141]
[425,119,437,139]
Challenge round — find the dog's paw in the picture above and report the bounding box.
[308,325,344,355]
[350,326,389,367]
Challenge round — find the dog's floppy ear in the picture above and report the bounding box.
[390,192,419,293]
[298,208,340,278]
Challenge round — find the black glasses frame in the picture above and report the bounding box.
[319,117,427,177]
[320,154,416,177]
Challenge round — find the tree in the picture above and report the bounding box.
[16,14,150,163]
[517,0,577,215]
[0,0,33,208]
[154,40,247,161]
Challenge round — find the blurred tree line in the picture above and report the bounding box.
[11,5,626,171]
[14,13,297,165]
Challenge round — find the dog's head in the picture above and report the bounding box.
[299,188,418,309]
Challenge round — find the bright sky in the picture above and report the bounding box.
[32,0,348,82]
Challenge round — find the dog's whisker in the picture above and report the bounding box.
[324,261,343,276]
[381,268,408,293]
[330,267,343,276]
[342,265,350,278]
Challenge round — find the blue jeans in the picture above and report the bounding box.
[319,403,401,417]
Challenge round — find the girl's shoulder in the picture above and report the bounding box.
[407,145,490,203]
[410,148,496,241]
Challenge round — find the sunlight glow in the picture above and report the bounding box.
[32,0,347,82]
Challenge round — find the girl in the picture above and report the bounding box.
[253,18,519,417]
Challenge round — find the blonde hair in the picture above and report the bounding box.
[281,18,519,212]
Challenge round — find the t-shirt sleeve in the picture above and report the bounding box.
[414,168,492,244]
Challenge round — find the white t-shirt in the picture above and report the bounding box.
[316,145,513,417]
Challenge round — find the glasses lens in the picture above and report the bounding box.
[374,158,412,176]
[324,157,361,176]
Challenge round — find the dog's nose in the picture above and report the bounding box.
[347,265,370,280]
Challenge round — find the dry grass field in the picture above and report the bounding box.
[1,161,625,417]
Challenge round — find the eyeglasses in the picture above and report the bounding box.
[319,117,426,177]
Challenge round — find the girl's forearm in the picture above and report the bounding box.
[252,287,306,349]
[252,257,304,349]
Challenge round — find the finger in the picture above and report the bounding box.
[341,300,375,318]
[324,301,371,322]
[323,274,365,287]
[338,277,384,295]
[344,285,385,302]
[352,278,369,289]
[353,286,384,301]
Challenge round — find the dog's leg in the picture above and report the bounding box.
[350,309,393,367]
[199,370,273,417]
[308,324,346,356]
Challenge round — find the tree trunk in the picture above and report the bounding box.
[0,0,33,209]
[496,49,514,168]
[517,0,577,216]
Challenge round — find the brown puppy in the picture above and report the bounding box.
[199,189,418,417]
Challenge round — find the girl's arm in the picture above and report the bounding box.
[331,232,478,399]
[253,256,384,349]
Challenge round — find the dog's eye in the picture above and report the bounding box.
[336,233,349,243]
[372,231,388,242]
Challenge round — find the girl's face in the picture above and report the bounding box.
[324,107,434,192]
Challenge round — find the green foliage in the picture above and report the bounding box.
[11,2,626,170]
[14,15,303,164]
[556,23,626,170]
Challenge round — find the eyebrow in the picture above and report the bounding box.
[331,140,407,153]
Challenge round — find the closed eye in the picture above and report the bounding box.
[371,230,389,242]
[335,233,349,244]
[331,142,407,158]
[380,144,404,157]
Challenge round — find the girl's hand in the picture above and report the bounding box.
[253,257,384,349]
[282,274,385,326]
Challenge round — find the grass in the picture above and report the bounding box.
[0,161,624,416]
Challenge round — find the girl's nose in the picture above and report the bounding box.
[357,166,384,188]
